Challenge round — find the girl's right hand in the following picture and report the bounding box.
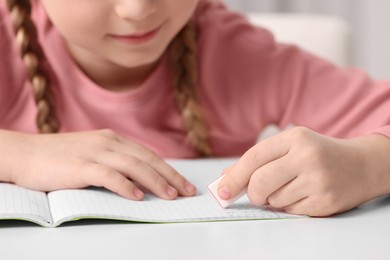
[0,129,197,200]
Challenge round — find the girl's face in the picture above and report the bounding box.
[40,0,199,68]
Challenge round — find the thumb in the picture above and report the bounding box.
[217,160,251,201]
[218,133,290,200]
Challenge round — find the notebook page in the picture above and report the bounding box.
[48,159,302,225]
[0,183,51,226]
[48,188,288,225]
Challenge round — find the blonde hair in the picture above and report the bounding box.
[6,0,59,133]
[6,0,213,156]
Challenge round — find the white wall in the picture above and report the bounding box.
[224,0,390,80]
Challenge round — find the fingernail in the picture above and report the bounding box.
[167,186,178,197]
[133,188,144,200]
[218,186,231,200]
[184,181,196,193]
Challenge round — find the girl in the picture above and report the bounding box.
[1,0,390,217]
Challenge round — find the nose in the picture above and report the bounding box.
[115,0,157,21]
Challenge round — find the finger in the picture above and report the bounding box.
[97,151,179,200]
[218,131,291,200]
[221,164,235,175]
[266,176,308,209]
[112,135,196,196]
[80,163,144,200]
[247,157,298,206]
[284,196,337,217]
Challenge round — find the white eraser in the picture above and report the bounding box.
[208,175,247,208]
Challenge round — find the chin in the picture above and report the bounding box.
[115,51,164,68]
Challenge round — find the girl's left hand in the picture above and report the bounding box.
[218,127,390,216]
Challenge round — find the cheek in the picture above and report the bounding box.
[43,3,106,44]
[168,1,198,26]
[53,15,106,50]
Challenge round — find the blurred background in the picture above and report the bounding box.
[223,0,390,79]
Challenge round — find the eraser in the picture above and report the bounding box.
[208,175,247,208]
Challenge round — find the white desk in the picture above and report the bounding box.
[1,159,390,260]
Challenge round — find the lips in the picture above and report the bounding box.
[110,26,162,44]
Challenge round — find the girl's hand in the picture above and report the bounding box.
[0,129,197,200]
[218,127,390,216]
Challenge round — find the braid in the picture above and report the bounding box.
[169,20,213,157]
[6,0,59,133]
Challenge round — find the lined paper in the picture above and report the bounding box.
[48,159,302,226]
[48,188,291,225]
[0,183,51,226]
[0,159,303,227]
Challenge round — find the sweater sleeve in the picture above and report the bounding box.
[274,45,390,138]
[195,0,390,142]
[0,3,27,122]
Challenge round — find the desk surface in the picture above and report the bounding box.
[1,159,390,260]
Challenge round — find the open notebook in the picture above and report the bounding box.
[0,158,302,227]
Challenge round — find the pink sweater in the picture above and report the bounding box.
[1,1,390,158]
